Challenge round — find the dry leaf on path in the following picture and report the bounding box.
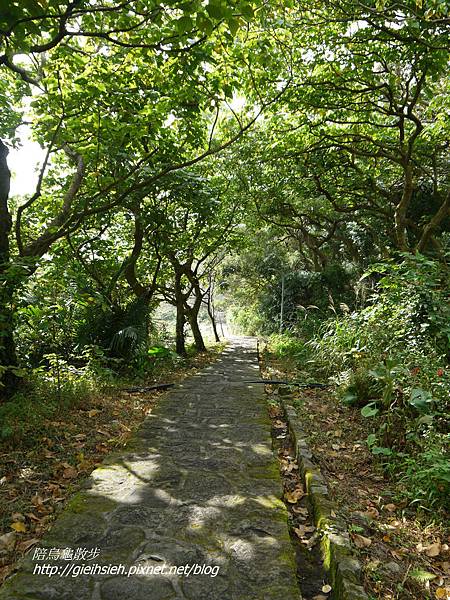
[293,525,316,538]
[285,488,304,503]
[292,505,308,517]
[352,533,372,548]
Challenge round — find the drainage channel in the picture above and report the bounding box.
[266,392,333,600]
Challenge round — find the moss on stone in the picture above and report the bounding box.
[247,462,280,480]
[65,492,117,515]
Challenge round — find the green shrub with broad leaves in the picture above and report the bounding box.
[308,254,450,512]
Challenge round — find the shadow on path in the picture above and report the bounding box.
[0,337,301,600]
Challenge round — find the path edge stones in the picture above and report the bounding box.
[280,399,369,600]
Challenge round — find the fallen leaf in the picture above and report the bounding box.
[11,512,25,522]
[322,584,332,593]
[0,532,16,552]
[95,443,109,453]
[352,533,372,548]
[88,409,100,418]
[435,588,450,599]
[285,488,304,503]
[62,466,78,479]
[294,525,316,538]
[17,538,40,553]
[384,503,396,512]
[31,494,44,507]
[364,507,379,519]
[25,513,42,522]
[425,542,442,558]
[10,521,27,533]
[292,506,308,516]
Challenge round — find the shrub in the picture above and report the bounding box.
[308,254,450,512]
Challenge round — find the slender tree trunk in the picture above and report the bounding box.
[186,305,207,352]
[208,306,220,342]
[0,140,19,399]
[394,165,413,251]
[206,284,220,342]
[175,301,186,356]
[174,274,187,356]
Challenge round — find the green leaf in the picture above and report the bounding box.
[206,1,226,20]
[361,403,379,417]
[175,15,193,34]
[196,14,214,34]
[371,446,392,456]
[342,391,357,405]
[240,2,254,20]
[409,388,433,411]
[409,568,436,582]
[227,17,240,36]
[366,433,377,446]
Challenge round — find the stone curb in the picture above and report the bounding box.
[280,400,369,600]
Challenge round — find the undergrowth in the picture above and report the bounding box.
[267,254,450,515]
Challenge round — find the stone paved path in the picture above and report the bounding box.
[0,338,300,600]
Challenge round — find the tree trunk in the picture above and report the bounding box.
[208,308,220,343]
[416,190,450,254]
[175,300,187,356]
[0,140,19,398]
[394,165,413,251]
[187,308,206,352]
[185,280,207,353]
[174,273,187,356]
[186,305,207,352]
[206,286,220,342]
